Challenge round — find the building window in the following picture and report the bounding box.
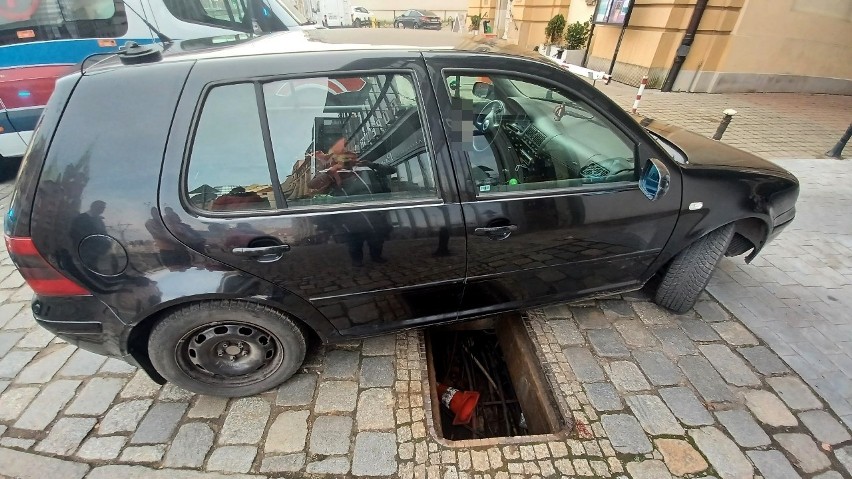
[594,0,633,25]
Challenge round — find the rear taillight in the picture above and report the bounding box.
[5,236,91,296]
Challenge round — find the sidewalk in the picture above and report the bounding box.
[710,159,852,429]
[596,82,852,425]
[599,81,852,160]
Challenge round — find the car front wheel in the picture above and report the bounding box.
[655,223,735,313]
[148,300,306,397]
[354,19,361,28]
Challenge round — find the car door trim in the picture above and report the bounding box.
[467,181,639,203]
[464,248,662,282]
[311,277,465,302]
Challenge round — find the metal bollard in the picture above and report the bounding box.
[712,109,737,141]
[825,123,852,159]
[631,76,648,114]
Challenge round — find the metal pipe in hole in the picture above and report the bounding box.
[463,344,512,435]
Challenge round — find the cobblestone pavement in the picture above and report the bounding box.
[2,279,852,478]
[709,159,852,430]
[598,81,852,160]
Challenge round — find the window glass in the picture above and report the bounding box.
[443,73,636,195]
[265,73,437,208]
[163,0,285,32]
[187,83,276,212]
[1,0,128,42]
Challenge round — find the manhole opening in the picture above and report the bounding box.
[425,316,564,441]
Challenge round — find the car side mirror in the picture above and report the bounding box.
[472,81,494,99]
[639,158,671,201]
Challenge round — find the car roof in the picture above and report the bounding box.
[88,29,548,72]
[183,29,540,61]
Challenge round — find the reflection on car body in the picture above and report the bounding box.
[5,29,798,396]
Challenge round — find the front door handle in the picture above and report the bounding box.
[474,225,518,240]
[232,244,291,257]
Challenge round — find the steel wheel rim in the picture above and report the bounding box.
[176,322,284,386]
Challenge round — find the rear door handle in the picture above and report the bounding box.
[231,244,291,257]
[474,225,518,239]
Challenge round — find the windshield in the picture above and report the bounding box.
[0,0,127,43]
[508,79,571,103]
[267,0,311,25]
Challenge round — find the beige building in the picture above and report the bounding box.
[467,0,852,94]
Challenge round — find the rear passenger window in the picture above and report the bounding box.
[187,83,275,212]
[186,73,438,213]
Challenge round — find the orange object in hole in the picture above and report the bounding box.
[437,383,480,425]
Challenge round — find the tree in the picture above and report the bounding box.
[564,21,590,50]
[544,14,566,44]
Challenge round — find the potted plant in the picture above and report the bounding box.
[562,21,590,65]
[469,14,482,33]
[542,14,566,56]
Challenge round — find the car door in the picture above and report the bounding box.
[425,54,682,314]
[405,10,420,28]
[160,52,467,337]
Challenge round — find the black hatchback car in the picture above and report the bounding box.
[6,30,798,397]
[394,10,442,30]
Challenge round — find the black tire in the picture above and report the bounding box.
[354,19,361,28]
[725,233,753,257]
[148,300,306,397]
[413,23,420,29]
[655,224,735,313]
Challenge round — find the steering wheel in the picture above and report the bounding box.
[472,100,505,152]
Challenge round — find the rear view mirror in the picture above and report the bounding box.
[639,158,671,201]
[472,81,494,99]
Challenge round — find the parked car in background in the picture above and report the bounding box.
[351,6,372,27]
[394,9,442,30]
[0,0,312,167]
[6,29,798,397]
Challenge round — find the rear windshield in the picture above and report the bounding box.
[0,0,128,44]
[418,11,438,17]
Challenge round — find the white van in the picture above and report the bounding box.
[303,0,352,27]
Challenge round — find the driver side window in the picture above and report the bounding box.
[443,73,637,195]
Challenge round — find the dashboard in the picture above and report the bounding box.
[499,96,636,183]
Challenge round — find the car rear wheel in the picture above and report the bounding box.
[413,23,420,29]
[655,223,735,313]
[148,300,306,397]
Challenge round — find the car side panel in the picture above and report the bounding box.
[424,53,684,311]
[649,166,798,271]
[159,51,468,338]
[27,61,340,359]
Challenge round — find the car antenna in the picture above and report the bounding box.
[123,2,173,46]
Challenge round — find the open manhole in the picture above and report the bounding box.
[425,316,566,441]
